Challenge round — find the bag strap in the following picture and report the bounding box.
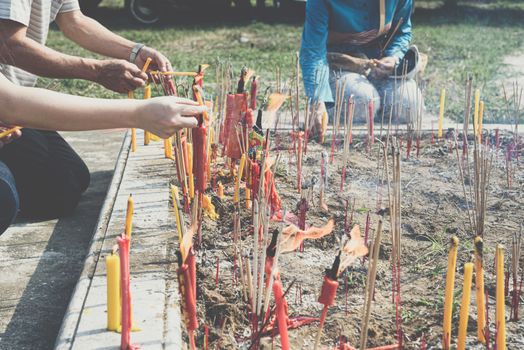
[378,0,386,36]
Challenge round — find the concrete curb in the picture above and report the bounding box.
[54,131,131,350]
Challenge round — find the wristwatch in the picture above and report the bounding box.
[129,43,145,63]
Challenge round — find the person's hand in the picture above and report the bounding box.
[308,102,327,141]
[371,56,397,79]
[136,46,172,73]
[0,124,22,149]
[95,59,148,93]
[138,96,207,138]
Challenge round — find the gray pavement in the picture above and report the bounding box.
[0,129,125,350]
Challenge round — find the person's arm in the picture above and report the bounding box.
[299,0,333,104]
[383,0,412,60]
[55,10,172,72]
[0,19,147,93]
[0,74,204,138]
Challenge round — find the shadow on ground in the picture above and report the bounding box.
[0,170,113,350]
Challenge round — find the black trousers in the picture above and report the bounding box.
[0,129,90,234]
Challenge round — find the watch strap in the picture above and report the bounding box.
[129,43,145,63]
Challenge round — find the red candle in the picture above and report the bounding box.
[273,277,290,350]
[117,234,135,350]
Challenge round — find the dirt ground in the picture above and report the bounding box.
[189,128,523,349]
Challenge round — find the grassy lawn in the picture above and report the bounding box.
[40,0,524,122]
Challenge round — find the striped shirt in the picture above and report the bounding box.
[0,0,80,87]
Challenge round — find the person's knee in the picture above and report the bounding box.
[330,73,380,123]
[396,80,424,123]
[47,162,91,218]
[0,178,19,235]
[19,160,90,219]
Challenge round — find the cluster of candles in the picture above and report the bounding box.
[442,236,507,350]
[99,58,520,350]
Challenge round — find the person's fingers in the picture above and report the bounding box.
[126,61,143,75]
[170,96,200,105]
[129,76,146,88]
[133,71,148,81]
[175,116,198,128]
[166,60,173,72]
[124,81,140,92]
[177,104,207,116]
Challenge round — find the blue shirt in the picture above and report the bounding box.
[300,0,413,102]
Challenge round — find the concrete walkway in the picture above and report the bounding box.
[55,130,182,350]
[0,130,125,350]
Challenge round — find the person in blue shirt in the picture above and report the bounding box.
[300,0,424,134]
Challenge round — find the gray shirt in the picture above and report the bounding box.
[0,0,80,87]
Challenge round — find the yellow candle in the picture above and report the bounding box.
[474,236,486,343]
[170,185,183,245]
[143,85,151,145]
[131,128,137,153]
[106,252,121,331]
[217,182,224,199]
[125,194,134,238]
[478,101,484,141]
[246,188,251,209]
[457,262,474,350]
[164,138,173,159]
[187,144,195,199]
[234,155,246,204]
[496,245,506,350]
[438,88,446,139]
[473,89,480,137]
[443,236,459,349]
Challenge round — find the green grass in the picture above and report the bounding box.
[39,0,524,122]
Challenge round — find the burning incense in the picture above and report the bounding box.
[496,245,506,350]
[442,236,459,349]
[457,262,474,350]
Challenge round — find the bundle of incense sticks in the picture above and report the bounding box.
[341,97,354,191]
[510,229,522,320]
[382,137,403,347]
[330,77,348,163]
[359,220,383,349]
[453,118,493,238]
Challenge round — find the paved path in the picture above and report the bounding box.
[55,130,182,350]
[0,130,125,350]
